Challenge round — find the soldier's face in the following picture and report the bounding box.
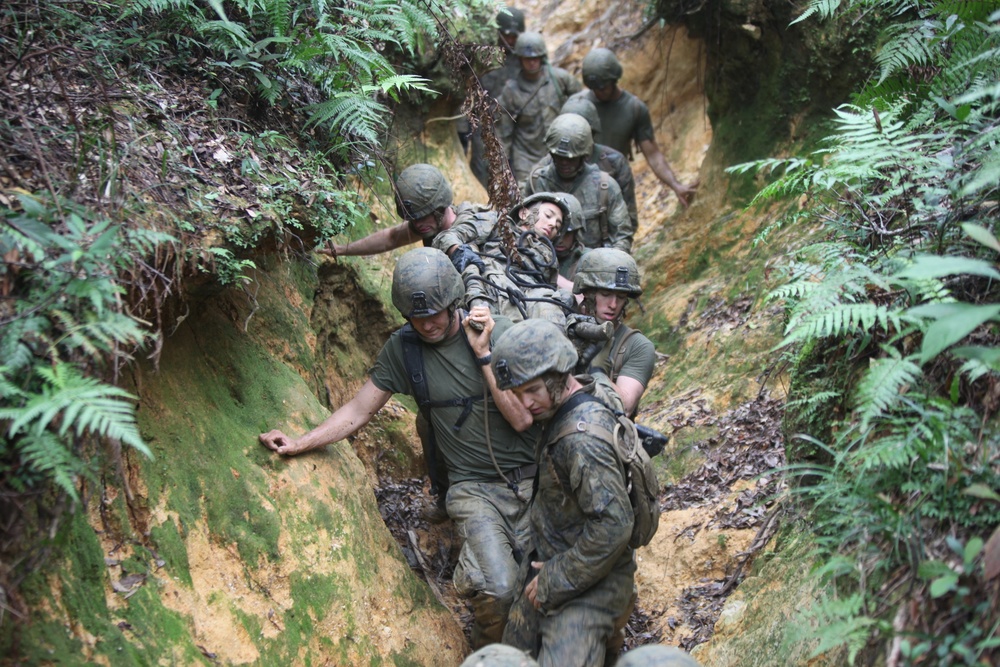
[590,82,618,102]
[552,154,585,179]
[594,289,626,322]
[410,309,456,344]
[520,56,542,77]
[554,230,576,254]
[500,31,518,49]
[408,211,442,239]
[523,202,563,239]
[512,378,554,420]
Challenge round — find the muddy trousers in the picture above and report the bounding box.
[447,480,532,648]
[503,561,636,667]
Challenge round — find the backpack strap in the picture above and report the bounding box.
[401,322,484,433]
[596,171,610,246]
[610,325,640,383]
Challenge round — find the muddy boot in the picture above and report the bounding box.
[603,586,637,666]
[421,493,450,524]
[469,590,513,649]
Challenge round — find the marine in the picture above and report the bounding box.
[531,97,639,230]
[570,47,698,207]
[574,249,656,417]
[433,192,580,329]
[497,32,582,184]
[523,113,634,253]
[492,319,636,667]
[260,248,537,648]
[323,164,479,257]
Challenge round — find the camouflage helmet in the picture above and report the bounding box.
[513,32,547,59]
[556,192,584,234]
[560,97,601,135]
[395,164,453,221]
[581,47,623,88]
[496,7,525,35]
[617,646,703,667]
[492,319,578,391]
[459,644,539,667]
[544,113,594,159]
[573,247,642,297]
[391,247,464,319]
[509,191,571,232]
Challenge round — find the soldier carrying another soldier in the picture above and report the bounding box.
[260,248,536,648]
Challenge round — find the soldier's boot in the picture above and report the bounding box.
[603,587,637,666]
[468,590,514,649]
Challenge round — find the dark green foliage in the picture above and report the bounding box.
[740,0,1000,662]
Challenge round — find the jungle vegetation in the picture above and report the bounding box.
[0,0,998,663]
[728,0,1000,663]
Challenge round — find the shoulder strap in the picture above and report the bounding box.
[610,326,640,382]
[595,171,610,245]
[401,322,483,432]
[401,324,431,415]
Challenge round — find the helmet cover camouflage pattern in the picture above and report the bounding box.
[617,646,703,667]
[509,191,571,233]
[581,47,623,88]
[496,7,526,35]
[459,644,539,667]
[573,247,642,297]
[556,192,584,234]
[391,247,465,318]
[491,319,578,390]
[544,113,594,159]
[395,164,453,221]
[560,97,601,135]
[513,32,547,59]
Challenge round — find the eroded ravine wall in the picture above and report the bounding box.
[10,257,466,665]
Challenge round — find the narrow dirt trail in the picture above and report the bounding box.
[373,0,789,656]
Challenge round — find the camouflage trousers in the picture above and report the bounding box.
[448,480,533,648]
[502,557,636,667]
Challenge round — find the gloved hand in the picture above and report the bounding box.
[451,244,486,274]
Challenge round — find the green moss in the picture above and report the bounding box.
[150,519,192,587]
[59,513,111,637]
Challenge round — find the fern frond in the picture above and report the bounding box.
[0,363,149,456]
[15,430,86,499]
[854,347,922,429]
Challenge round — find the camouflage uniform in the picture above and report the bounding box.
[569,89,655,161]
[433,198,569,329]
[498,59,582,183]
[373,252,538,646]
[523,162,634,253]
[502,377,636,667]
[532,143,637,230]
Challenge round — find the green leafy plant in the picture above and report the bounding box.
[738,0,1000,662]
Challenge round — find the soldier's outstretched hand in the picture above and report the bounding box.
[525,561,546,610]
[672,178,700,208]
[260,429,302,456]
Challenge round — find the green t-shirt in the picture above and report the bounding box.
[590,324,656,387]
[571,89,655,159]
[370,317,537,484]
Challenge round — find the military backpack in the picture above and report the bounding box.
[542,390,660,548]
